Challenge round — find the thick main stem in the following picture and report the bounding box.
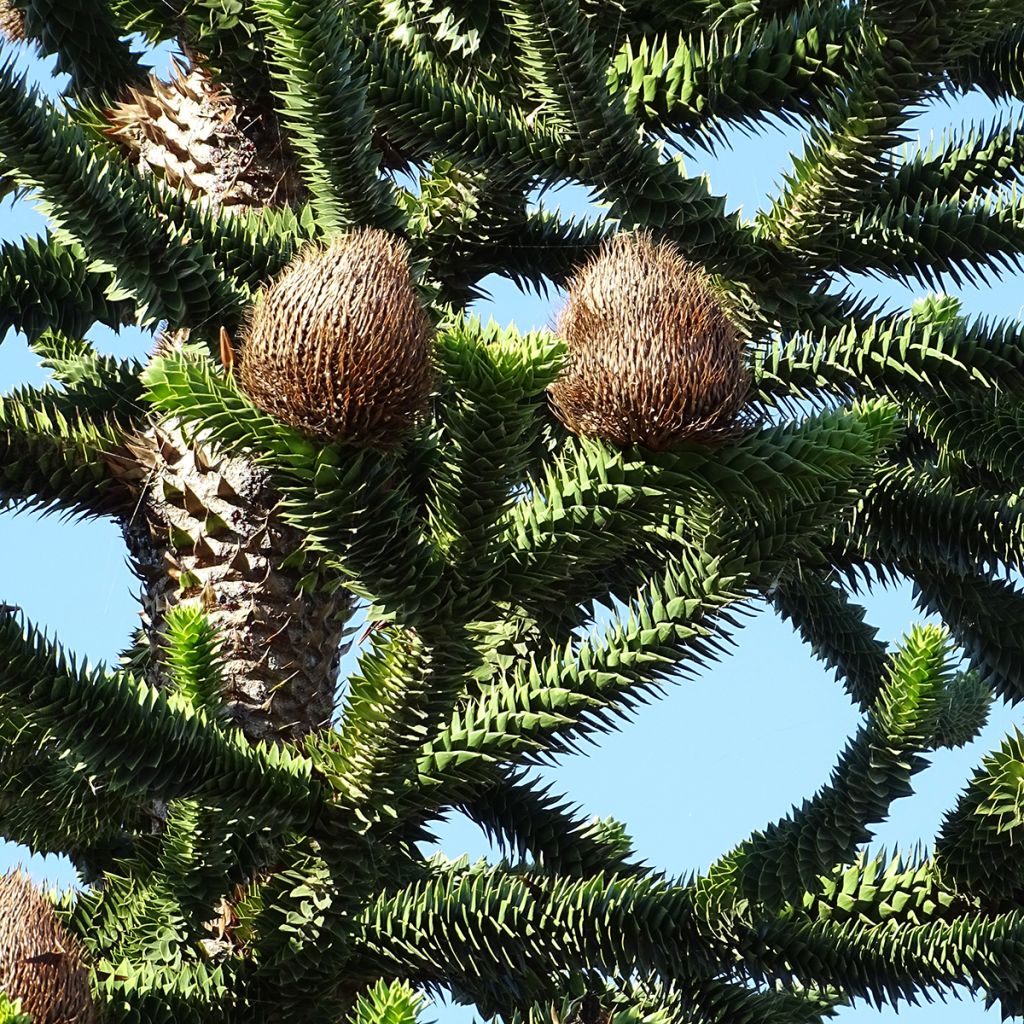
[108,63,354,743]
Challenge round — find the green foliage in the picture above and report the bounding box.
[350,980,425,1024]
[6,0,1024,1020]
[460,771,644,877]
[0,64,234,327]
[0,383,136,520]
[162,605,228,716]
[252,0,403,233]
[0,612,319,830]
[771,571,889,708]
[694,626,956,921]
[20,0,146,102]
[0,233,133,342]
[0,995,30,1024]
[935,726,1024,901]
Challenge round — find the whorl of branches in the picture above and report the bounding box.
[548,233,749,450]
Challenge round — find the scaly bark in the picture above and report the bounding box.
[106,62,353,743]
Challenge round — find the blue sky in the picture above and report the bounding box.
[2,32,1024,1023]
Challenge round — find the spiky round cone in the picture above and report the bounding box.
[0,873,95,1024]
[0,1,25,43]
[239,229,434,444]
[105,61,301,210]
[549,233,749,450]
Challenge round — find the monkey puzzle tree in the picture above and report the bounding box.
[4,0,1024,1020]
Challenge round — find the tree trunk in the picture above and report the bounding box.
[107,64,353,743]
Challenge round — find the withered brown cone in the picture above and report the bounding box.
[0,872,95,1024]
[0,1,26,43]
[548,232,749,451]
[238,228,434,444]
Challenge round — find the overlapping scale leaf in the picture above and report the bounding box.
[373,0,511,70]
[0,61,237,327]
[241,835,372,1018]
[20,0,146,102]
[771,571,889,709]
[0,612,320,830]
[357,31,584,179]
[800,852,972,928]
[751,313,1024,411]
[356,869,703,996]
[743,905,1024,1009]
[505,975,836,1024]
[459,769,645,877]
[755,37,919,263]
[608,5,865,143]
[107,0,268,95]
[953,22,1024,99]
[252,0,403,233]
[162,604,227,717]
[0,994,30,1024]
[404,164,610,299]
[845,461,1024,578]
[0,697,142,874]
[499,0,612,139]
[88,958,240,1024]
[933,669,991,750]
[838,192,1024,289]
[935,727,1024,902]
[884,114,1024,207]
[914,389,1024,487]
[693,625,953,920]
[314,626,435,818]
[428,315,562,574]
[497,401,901,617]
[0,233,133,342]
[70,863,193,972]
[424,405,897,787]
[0,384,136,520]
[914,569,1024,705]
[142,352,453,623]
[349,979,425,1024]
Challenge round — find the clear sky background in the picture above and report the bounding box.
[2,30,1024,1024]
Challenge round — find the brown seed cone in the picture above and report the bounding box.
[104,60,302,210]
[0,1,25,43]
[548,233,749,451]
[0,872,95,1024]
[238,229,434,444]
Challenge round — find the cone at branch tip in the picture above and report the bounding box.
[238,228,434,445]
[549,232,749,451]
[0,872,95,1024]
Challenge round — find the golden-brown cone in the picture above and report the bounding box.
[238,229,434,444]
[0,872,95,1024]
[549,233,749,450]
[0,1,26,43]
